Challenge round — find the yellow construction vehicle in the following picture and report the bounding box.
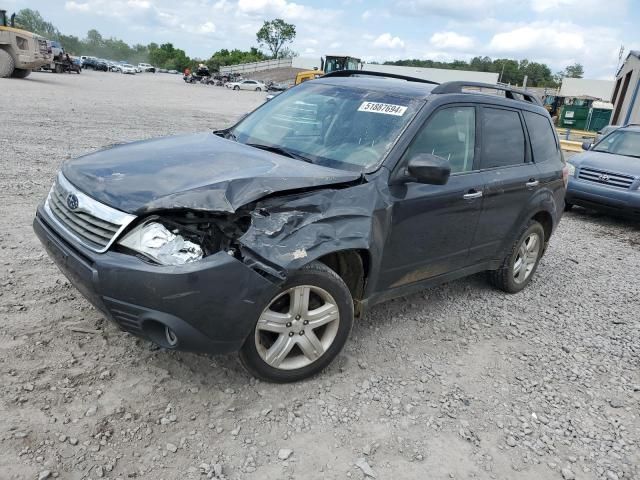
[0,9,52,78]
[294,55,361,85]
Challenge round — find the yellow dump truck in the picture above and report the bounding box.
[295,55,361,85]
[0,9,52,78]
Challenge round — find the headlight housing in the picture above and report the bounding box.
[118,221,203,266]
[566,163,576,177]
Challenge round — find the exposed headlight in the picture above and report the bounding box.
[566,163,576,177]
[118,221,203,266]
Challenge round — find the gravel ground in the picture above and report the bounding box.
[1,71,639,480]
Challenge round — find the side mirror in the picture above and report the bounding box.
[581,141,592,151]
[407,154,451,185]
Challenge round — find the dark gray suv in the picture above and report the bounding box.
[34,71,568,382]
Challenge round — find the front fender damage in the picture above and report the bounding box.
[235,181,391,280]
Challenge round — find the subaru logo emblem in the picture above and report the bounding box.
[598,174,610,182]
[66,193,79,210]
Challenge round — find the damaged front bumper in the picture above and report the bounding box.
[34,206,280,354]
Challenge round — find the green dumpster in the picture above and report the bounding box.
[586,108,613,132]
[559,105,589,130]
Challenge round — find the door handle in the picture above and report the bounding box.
[463,190,483,200]
[526,179,539,188]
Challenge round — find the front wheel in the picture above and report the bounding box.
[233,85,240,90]
[0,49,16,78]
[239,261,353,383]
[488,220,545,293]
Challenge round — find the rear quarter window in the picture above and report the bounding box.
[523,111,560,163]
[480,107,526,169]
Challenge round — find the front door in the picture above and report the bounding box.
[377,105,485,292]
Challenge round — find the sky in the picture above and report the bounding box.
[5,0,640,79]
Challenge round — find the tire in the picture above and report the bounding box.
[233,85,240,90]
[564,202,573,211]
[239,261,354,383]
[55,63,64,74]
[11,68,31,78]
[255,87,262,92]
[0,49,15,78]
[488,220,545,294]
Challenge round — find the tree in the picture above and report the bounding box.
[256,19,296,59]
[14,8,59,39]
[563,63,584,78]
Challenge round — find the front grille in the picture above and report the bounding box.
[578,167,635,189]
[45,173,136,253]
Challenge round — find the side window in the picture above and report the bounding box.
[523,111,560,162]
[404,106,476,174]
[480,108,525,169]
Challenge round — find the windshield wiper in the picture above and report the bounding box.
[246,143,314,163]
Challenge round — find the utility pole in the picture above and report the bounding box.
[615,45,624,75]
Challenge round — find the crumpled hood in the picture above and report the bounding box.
[62,133,361,214]
[570,151,640,177]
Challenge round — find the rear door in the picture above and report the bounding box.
[377,105,486,291]
[469,106,542,263]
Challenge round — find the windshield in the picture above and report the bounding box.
[231,82,422,171]
[593,130,640,158]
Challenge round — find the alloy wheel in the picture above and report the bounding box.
[513,232,541,284]
[254,285,340,370]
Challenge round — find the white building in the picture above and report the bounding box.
[559,78,614,101]
[611,50,640,125]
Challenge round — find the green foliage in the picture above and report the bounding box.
[385,56,559,87]
[205,47,267,72]
[562,63,584,79]
[256,19,296,59]
[148,43,191,71]
[13,8,60,39]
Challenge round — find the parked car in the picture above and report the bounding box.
[565,124,640,216]
[168,69,178,74]
[83,57,108,71]
[594,124,620,144]
[137,63,155,73]
[33,73,566,382]
[226,79,267,91]
[119,63,136,75]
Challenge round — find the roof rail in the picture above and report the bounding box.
[321,69,439,85]
[431,81,543,106]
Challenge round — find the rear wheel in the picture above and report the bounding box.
[54,63,64,74]
[488,220,545,293]
[0,49,15,78]
[11,68,31,78]
[239,261,353,383]
[255,87,262,92]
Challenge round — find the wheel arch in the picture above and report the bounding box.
[314,249,371,303]
[531,209,553,244]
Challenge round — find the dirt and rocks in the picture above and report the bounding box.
[1,71,639,480]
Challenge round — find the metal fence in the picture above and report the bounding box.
[220,58,293,75]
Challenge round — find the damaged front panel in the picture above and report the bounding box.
[236,180,393,280]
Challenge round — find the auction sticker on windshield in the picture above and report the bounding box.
[358,102,407,116]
